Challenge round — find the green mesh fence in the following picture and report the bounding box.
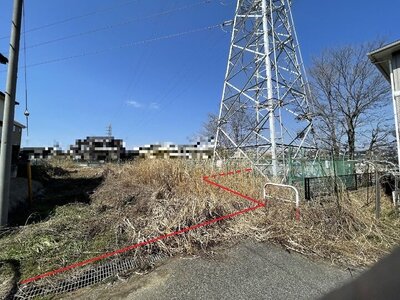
[211,148,356,185]
[287,157,356,186]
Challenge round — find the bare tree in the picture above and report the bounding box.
[360,119,395,159]
[200,104,256,148]
[308,84,345,156]
[200,113,219,140]
[309,41,392,158]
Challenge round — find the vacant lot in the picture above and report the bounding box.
[1,159,399,298]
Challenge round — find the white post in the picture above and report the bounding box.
[261,0,277,177]
[263,182,300,221]
[389,59,400,172]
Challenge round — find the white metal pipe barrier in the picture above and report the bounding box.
[263,182,300,221]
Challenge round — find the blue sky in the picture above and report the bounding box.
[0,0,399,149]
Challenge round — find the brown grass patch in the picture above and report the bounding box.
[1,158,399,286]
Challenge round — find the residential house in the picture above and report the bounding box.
[135,142,212,159]
[70,136,125,161]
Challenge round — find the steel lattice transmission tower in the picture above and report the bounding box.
[214,0,314,179]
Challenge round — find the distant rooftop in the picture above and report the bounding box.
[85,136,117,140]
[368,40,400,81]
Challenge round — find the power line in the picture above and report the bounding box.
[128,32,228,133]
[0,0,140,40]
[3,22,228,71]
[22,1,30,136]
[24,0,213,50]
[109,44,156,123]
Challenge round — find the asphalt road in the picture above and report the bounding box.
[63,240,355,300]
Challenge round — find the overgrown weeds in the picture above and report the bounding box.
[1,158,399,290]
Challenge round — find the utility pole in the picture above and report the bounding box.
[106,124,112,137]
[0,0,24,226]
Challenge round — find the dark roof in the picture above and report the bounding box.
[86,136,116,140]
[0,119,26,129]
[0,91,20,105]
[368,40,400,82]
[13,120,26,128]
[0,91,25,128]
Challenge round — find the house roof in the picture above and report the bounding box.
[0,91,20,105]
[0,91,26,128]
[0,120,26,129]
[14,120,26,129]
[368,40,400,82]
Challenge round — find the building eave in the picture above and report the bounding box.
[368,40,400,82]
[13,120,26,128]
[0,91,20,105]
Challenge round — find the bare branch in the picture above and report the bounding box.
[309,41,392,158]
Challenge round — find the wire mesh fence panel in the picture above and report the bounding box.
[304,173,377,200]
[14,253,167,299]
[304,176,336,200]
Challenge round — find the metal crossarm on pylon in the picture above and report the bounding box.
[214,0,314,180]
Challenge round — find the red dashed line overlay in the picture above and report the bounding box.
[205,167,252,179]
[20,168,264,285]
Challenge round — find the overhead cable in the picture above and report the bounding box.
[25,0,213,50]
[0,0,140,40]
[13,22,228,70]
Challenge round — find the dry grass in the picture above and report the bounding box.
[0,260,16,300]
[90,159,264,257]
[1,158,400,291]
